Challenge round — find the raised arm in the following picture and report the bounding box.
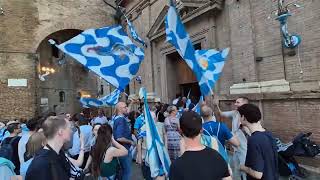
[68,134,85,167]
[107,137,128,160]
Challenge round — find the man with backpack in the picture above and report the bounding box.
[201,105,240,148]
[169,111,231,180]
[238,104,279,180]
[0,121,22,174]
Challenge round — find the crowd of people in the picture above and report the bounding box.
[0,95,279,180]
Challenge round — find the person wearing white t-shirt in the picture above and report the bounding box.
[91,109,108,125]
[215,96,250,180]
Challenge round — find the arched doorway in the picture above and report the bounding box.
[36,29,98,115]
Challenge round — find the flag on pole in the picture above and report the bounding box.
[193,96,204,115]
[80,89,121,108]
[140,87,171,178]
[185,89,191,109]
[195,48,229,95]
[124,16,147,47]
[165,1,229,96]
[50,25,145,92]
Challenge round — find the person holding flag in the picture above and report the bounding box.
[138,88,171,179]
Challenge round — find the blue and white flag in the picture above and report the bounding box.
[193,96,204,115]
[165,1,229,96]
[51,25,145,92]
[125,16,147,47]
[140,87,171,177]
[195,48,229,95]
[80,89,121,108]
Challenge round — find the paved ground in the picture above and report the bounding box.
[131,162,320,180]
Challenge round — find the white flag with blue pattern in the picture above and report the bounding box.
[165,1,229,95]
[125,16,147,47]
[140,87,171,177]
[80,89,121,108]
[54,25,145,92]
[193,96,204,115]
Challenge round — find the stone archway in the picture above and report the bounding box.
[35,29,98,115]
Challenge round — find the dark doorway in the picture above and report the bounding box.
[180,83,201,103]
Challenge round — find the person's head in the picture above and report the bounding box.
[115,102,128,116]
[26,132,46,158]
[78,114,89,126]
[179,111,202,139]
[92,123,102,137]
[91,124,113,177]
[26,117,40,132]
[235,97,249,109]
[128,111,140,123]
[65,113,71,121]
[238,104,261,126]
[6,121,21,135]
[42,115,72,143]
[200,105,213,120]
[167,105,178,116]
[98,109,104,117]
[19,118,27,124]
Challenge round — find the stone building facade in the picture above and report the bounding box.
[0,0,116,120]
[121,0,320,148]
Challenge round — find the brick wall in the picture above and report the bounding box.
[0,0,115,120]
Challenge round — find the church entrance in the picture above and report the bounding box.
[166,44,201,103]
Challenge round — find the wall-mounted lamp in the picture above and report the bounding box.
[0,7,4,15]
[81,94,92,98]
[39,66,55,81]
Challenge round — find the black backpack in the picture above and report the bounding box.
[0,136,19,161]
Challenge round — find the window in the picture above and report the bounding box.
[59,91,65,102]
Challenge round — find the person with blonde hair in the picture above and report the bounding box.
[20,132,47,179]
[164,105,181,161]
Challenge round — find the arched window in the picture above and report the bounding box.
[59,91,65,102]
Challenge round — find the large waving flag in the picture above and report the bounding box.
[80,89,121,108]
[195,49,229,95]
[165,1,229,95]
[51,25,144,92]
[139,87,171,178]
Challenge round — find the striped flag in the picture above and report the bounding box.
[80,89,121,108]
[125,16,147,47]
[165,1,229,96]
[140,87,171,177]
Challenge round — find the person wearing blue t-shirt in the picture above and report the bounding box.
[113,102,134,180]
[133,113,144,136]
[201,105,240,148]
[238,104,279,180]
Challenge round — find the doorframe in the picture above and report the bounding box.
[159,37,205,103]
